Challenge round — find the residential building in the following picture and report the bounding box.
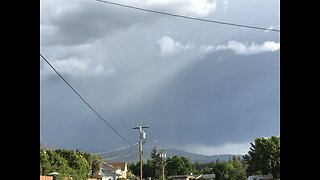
[100,161,128,180]
[248,175,274,180]
[169,173,215,180]
[110,162,128,179]
[169,175,196,180]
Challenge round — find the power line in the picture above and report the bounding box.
[77,0,140,153]
[96,0,280,33]
[80,0,135,141]
[104,145,138,161]
[92,141,139,155]
[40,53,132,146]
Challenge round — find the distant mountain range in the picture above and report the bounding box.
[102,148,243,164]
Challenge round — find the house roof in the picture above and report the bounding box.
[168,175,196,179]
[249,175,273,179]
[169,174,215,180]
[199,174,215,179]
[110,162,127,171]
[101,162,117,171]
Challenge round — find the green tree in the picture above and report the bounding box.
[46,150,71,176]
[55,149,90,179]
[128,161,155,179]
[211,162,233,180]
[150,147,162,179]
[166,156,193,176]
[90,158,102,178]
[129,162,139,176]
[40,148,100,179]
[228,158,247,180]
[243,136,280,178]
[82,152,102,178]
[191,157,246,180]
[127,169,139,180]
[144,160,156,178]
[40,149,52,175]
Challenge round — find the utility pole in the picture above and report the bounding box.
[133,125,149,180]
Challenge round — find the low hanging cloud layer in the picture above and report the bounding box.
[177,142,251,156]
[157,37,280,58]
[200,41,280,55]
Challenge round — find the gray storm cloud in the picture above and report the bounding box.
[40,0,280,154]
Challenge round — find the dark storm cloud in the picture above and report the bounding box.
[40,0,280,155]
[118,51,279,147]
[41,0,159,46]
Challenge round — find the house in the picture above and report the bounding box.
[100,161,128,180]
[248,175,274,180]
[197,174,215,180]
[110,162,128,179]
[169,173,215,180]
[100,162,122,180]
[168,175,197,180]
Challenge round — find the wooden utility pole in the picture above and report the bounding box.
[133,125,149,180]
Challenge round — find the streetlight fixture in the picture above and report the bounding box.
[162,160,172,180]
[159,151,171,180]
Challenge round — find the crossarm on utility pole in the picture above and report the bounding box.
[133,125,149,180]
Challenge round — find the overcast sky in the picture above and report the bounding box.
[40,0,280,156]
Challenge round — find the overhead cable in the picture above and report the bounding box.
[92,141,139,155]
[96,0,280,33]
[40,53,132,146]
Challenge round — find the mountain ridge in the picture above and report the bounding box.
[102,148,244,163]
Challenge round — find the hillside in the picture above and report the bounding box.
[102,148,243,164]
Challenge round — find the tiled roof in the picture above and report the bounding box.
[101,162,117,171]
[110,162,127,171]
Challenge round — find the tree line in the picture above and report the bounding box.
[40,136,279,180]
[128,136,280,180]
[40,147,102,180]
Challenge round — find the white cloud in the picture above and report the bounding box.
[157,36,193,56]
[216,41,280,55]
[199,45,215,54]
[178,142,251,155]
[134,0,217,17]
[41,57,115,81]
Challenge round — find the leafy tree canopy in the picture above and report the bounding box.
[243,136,280,178]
